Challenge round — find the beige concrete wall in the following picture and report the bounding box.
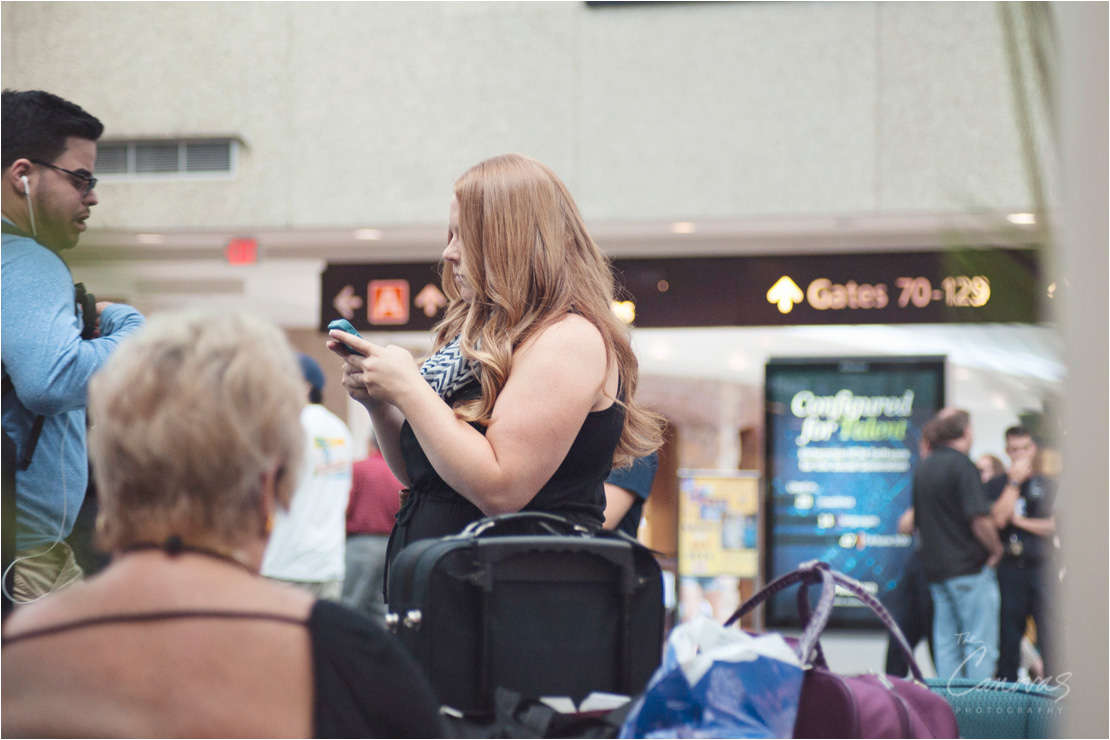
[2,1,1035,232]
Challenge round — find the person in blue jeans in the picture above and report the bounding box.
[911,408,1003,680]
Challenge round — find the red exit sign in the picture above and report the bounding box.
[226,238,258,265]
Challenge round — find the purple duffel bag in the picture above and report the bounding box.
[725,561,959,739]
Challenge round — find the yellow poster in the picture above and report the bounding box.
[678,471,760,578]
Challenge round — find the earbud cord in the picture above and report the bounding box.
[26,191,37,237]
[2,414,70,605]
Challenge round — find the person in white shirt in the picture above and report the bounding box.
[261,354,353,599]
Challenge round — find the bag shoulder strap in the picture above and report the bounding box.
[725,561,925,680]
[18,417,46,472]
[73,283,97,340]
[1,375,43,472]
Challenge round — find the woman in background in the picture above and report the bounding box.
[329,153,663,566]
[2,312,444,738]
[976,453,1006,485]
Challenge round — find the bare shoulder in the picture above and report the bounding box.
[510,314,615,411]
[2,579,93,635]
[519,313,605,360]
[3,560,315,639]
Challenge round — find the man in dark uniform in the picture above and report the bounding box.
[986,426,1058,682]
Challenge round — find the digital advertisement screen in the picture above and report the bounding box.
[764,357,945,628]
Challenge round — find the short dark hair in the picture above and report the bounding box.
[931,408,970,445]
[308,386,323,405]
[1005,426,1038,445]
[2,89,104,169]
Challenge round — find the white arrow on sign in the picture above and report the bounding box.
[414,283,448,318]
[333,285,364,320]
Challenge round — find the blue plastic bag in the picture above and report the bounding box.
[620,617,804,739]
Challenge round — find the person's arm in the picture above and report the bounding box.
[94,302,144,340]
[897,507,915,535]
[990,457,1033,528]
[1011,514,1056,538]
[333,314,612,516]
[971,515,1004,568]
[1011,475,1058,538]
[602,483,637,530]
[957,457,1002,567]
[326,338,411,486]
[990,482,1020,528]
[2,249,144,415]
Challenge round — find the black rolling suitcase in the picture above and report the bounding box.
[385,512,665,714]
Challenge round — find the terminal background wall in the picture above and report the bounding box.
[2,2,1039,230]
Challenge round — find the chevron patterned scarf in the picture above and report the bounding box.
[419,336,479,402]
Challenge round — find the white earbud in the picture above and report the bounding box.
[20,175,37,237]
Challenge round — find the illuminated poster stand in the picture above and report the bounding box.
[677,470,760,624]
[764,357,945,628]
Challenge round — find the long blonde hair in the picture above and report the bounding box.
[435,153,662,466]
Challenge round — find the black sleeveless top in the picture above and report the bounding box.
[392,378,623,551]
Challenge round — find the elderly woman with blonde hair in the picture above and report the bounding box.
[328,153,664,572]
[1,312,444,738]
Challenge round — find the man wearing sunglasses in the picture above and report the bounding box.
[2,89,145,609]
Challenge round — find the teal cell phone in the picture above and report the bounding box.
[327,319,365,356]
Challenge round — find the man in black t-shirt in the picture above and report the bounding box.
[912,408,1003,681]
[985,426,1058,682]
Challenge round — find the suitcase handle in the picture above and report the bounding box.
[459,512,593,538]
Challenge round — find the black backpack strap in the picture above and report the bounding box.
[20,416,46,471]
[73,283,97,340]
[1,374,46,473]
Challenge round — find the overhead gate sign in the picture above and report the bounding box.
[320,247,1042,331]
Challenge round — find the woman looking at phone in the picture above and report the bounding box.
[328,153,663,563]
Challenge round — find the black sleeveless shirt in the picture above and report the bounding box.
[391,378,623,550]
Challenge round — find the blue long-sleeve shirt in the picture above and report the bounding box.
[2,223,145,550]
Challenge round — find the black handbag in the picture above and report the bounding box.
[386,512,665,714]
